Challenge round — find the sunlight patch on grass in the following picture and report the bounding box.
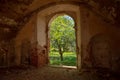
[49,52,76,66]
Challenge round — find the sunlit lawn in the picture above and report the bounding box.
[49,52,76,66]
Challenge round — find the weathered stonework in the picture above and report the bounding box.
[86,34,112,68]
[21,40,31,65]
[0,40,15,67]
[30,44,48,67]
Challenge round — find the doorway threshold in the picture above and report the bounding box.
[49,65,77,69]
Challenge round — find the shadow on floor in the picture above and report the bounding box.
[0,66,119,80]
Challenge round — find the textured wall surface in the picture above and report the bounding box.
[80,5,120,73]
[13,3,120,74]
[15,14,37,66]
[0,40,15,67]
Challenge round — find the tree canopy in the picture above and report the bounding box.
[50,15,76,61]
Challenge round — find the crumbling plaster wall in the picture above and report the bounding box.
[15,14,37,66]
[14,4,81,67]
[14,3,120,72]
[80,5,120,73]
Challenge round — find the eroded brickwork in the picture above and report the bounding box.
[30,44,48,67]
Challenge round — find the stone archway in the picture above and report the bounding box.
[36,4,81,69]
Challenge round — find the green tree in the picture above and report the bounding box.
[50,15,76,61]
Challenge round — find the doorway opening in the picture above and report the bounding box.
[49,14,77,67]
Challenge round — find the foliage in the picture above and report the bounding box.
[50,15,76,61]
[49,52,76,66]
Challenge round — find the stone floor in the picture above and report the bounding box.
[0,66,119,80]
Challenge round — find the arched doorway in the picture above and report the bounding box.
[48,14,77,67]
[37,4,81,69]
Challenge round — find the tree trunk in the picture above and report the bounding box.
[60,52,63,61]
[58,45,63,61]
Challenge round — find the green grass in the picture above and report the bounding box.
[49,52,76,66]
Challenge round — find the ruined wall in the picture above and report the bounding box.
[13,3,120,72]
[36,14,48,67]
[0,40,15,67]
[80,5,120,73]
[15,14,37,66]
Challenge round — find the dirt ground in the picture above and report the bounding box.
[0,66,118,80]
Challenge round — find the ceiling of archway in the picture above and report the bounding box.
[0,0,119,40]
